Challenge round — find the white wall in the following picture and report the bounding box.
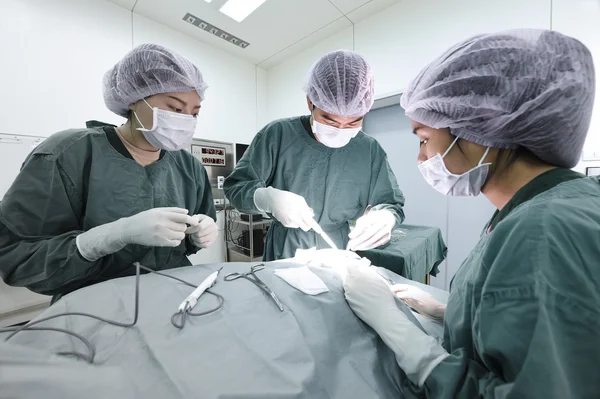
[0,0,267,143]
[256,67,269,132]
[0,0,131,135]
[553,0,600,173]
[265,0,552,122]
[354,0,551,97]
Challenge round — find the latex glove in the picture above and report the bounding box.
[292,247,370,284]
[77,208,197,261]
[344,265,448,387]
[347,209,396,251]
[254,187,314,231]
[185,214,218,248]
[392,284,446,321]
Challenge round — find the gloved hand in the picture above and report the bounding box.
[344,265,448,387]
[291,247,371,284]
[254,187,315,231]
[77,207,197,262]
[392,284,446,321]
[185,214,218,248]
[347,209,396,251]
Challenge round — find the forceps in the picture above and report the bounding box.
[224,264,284,312]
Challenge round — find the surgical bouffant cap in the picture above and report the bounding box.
[103,44,208,118]
[401,29,595,168]
[304,50,375,118]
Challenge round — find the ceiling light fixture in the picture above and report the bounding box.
[182,13,250,49]
[219,0,267,22]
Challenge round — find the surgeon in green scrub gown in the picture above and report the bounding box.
[343,30,600,398]
[225,50,405,261]
[0,44,218,300]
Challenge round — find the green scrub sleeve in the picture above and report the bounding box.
[224,129,275,214]
[0,154,106,296]
[369,148,405,227]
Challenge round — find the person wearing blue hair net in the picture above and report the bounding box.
[344,29,600,398]
[0,44,218,301]
[225,50,405,260]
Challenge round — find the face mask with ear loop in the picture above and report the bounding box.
[311,106,362,148]
[133,99,197,151]
[418,136,491,196]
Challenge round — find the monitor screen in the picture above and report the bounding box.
[235,143,249,164]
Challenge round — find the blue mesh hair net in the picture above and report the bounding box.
[401,29,595,168]
[103,44,208,118]
[304,50,375,118]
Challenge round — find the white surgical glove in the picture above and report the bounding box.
[347,209,396,251]
[292,247,370,284]
[344,265,448,387]
[392,284,446,321]
[254,187,314,231]
[76,207,197,262]
[185,214,218,248]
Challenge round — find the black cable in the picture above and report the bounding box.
[3,326,96,363]
[0,262,225,362]
[171,290,225,330]
[3,263,141,342]
[0,262,143,362]
[156,263,225,329]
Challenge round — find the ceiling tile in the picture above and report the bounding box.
[133,0,344,64]
[346,0,401,24]
[258,17,353,69]
[106,0,137,11]
[328,0,371,14]
[123,0,404,64]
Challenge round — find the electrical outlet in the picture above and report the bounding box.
[214,199,223,206]
[217,176,225,190]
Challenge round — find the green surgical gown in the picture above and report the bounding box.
[224,116,405,261]
[0,122,215,298]
[407,169,600,398]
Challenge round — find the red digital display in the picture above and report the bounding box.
[192,144,227,167]
[201,148,225,156]
[202,157,225,165]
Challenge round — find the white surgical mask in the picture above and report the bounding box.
[418,136,491,196]
[311,119,361,148]
[134,99,197,151]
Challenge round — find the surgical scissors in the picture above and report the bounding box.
[224,264,284,312]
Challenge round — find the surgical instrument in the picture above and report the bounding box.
[309,219,338,250]
[224,264,284,312]
[171,268,224,329]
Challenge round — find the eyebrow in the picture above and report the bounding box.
[324,115,363,124]
[168,95,201,110]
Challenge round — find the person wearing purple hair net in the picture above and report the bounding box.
[0,44,218,301]
[225,50,405,260]
[344,30,600,398]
